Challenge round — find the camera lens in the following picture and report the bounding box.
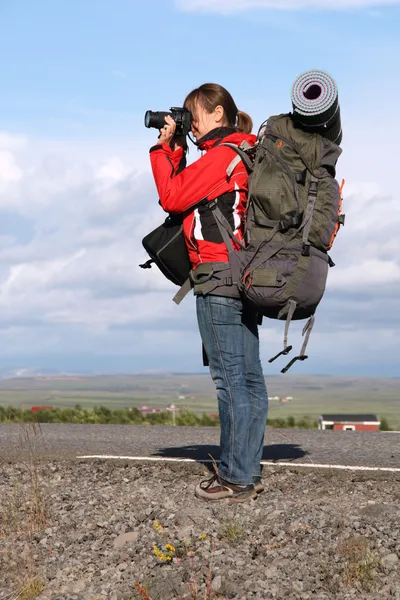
[144,110,153,128]
[144,111,171,130]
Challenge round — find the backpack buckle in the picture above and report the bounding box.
[281,354,308,374]
[268,346,293,363]
[279,220,290,232]
[309,181,318,196]
[301,243,311,257]
[278,213,303,232]
[292,213,303,228]
[295,170,307,185]
[139,259,154,269]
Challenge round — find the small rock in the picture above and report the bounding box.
[72,580,86,593]
[266,510,283,520]
[265,566,279,578]
[292,581,303,593]
[117,562,128,571]
[382,553,399,567]
[113,531,139,548]
[46,568,57,581]
[211,575,222,591]
[176,525,193,539]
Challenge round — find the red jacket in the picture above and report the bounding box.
[150,127,256,269]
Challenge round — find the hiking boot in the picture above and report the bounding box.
[195,473,257,503]
[253,476,264,494]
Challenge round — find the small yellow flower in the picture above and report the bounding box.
[153,520,163,533]
[165,544,175,552]
[199,533,207,541]
[153,545,172,562]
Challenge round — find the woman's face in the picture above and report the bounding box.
[189,101,225,141]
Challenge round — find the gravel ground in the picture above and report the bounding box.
[1,459,399,600]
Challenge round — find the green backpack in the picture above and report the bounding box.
[179,113,345,373]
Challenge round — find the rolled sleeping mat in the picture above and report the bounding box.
[291,70,342,145]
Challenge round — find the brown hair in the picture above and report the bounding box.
[184,83,253,134]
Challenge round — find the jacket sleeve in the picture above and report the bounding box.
[149,143,230,214]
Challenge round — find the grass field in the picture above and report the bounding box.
[0,374,399,429]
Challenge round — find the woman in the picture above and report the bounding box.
[150,83,268,503]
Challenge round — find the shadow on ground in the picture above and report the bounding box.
[155,444,307,470]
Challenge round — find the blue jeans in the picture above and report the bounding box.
[196,295,268,485]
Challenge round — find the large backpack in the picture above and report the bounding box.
[175,113,345,373]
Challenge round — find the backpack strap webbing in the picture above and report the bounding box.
[173,276,193,305]
[172,195,248,305]
[281,315,315,373]
[255,213,303,231]
[301,175,319,256]
[268,299,296,363]
[172,261,234,305]
[220,141,255,176]
[207,200,246,251]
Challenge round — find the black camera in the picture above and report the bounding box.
[144,107,192,137]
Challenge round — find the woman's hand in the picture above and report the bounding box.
[157,115,187,152]
[158,114,176,147]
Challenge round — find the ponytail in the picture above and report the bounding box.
[236,110,253,134]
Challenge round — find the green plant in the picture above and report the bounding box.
[379,417,392,431]
[219,517,245,545]
[142,520,222,600]
[0,423,48,539]
[337,535,381,591]
[0,405,220,427]
[18,575,45,600]
[19,422,49,534]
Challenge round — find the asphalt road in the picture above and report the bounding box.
[0,423,399,469]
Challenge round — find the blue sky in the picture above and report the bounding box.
[0,0,399,377]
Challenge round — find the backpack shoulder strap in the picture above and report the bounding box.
[301,175,319,256]
[220,141,255,176]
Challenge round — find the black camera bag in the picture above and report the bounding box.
[140,214,191,286]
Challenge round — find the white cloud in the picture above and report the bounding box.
[0,132,176,332]
[97,156,131,181]
[328,259,400,289]
[0,124,398,374]
[0,150,23,183]
[326,180,400,291]
[0,132,28,151]
[176,0,400,11]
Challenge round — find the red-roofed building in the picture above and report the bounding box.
[318,414,380,431]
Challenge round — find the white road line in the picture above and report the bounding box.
[77,455,400,473]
